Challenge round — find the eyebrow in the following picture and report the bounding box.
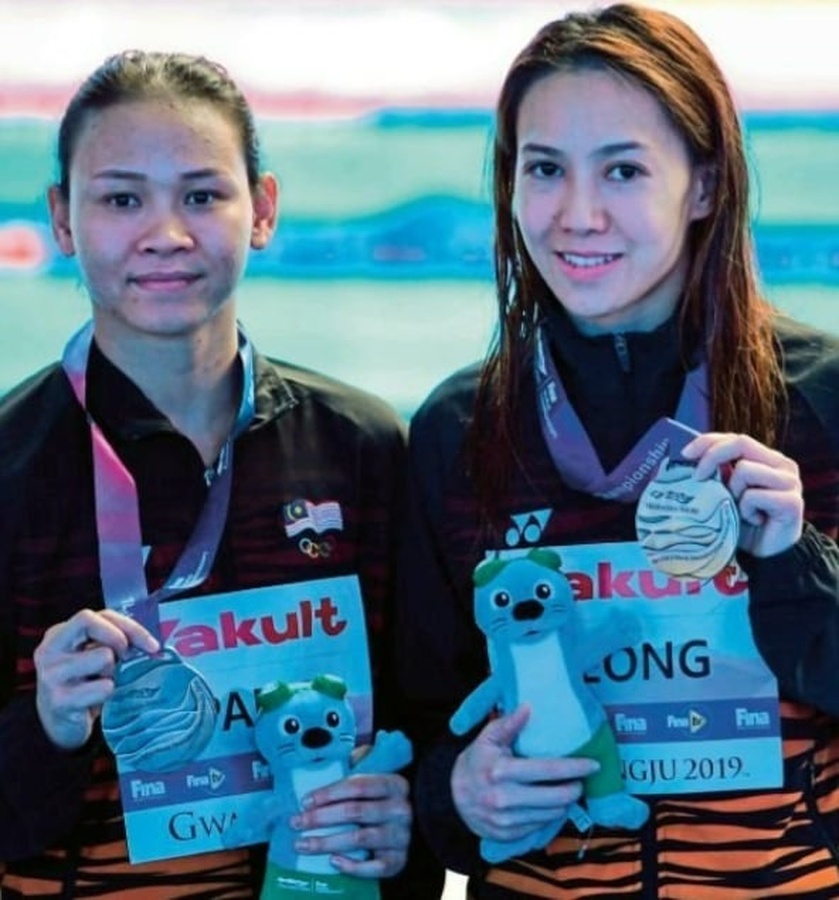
[519,140,647,159]
[91,168,225,181]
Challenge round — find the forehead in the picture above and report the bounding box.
[69,98,245,175]
[516,68,685,154]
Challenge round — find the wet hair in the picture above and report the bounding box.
[471,3,785,513]
[56,50,261,198]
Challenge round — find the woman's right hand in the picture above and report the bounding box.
[33,609,159,750]
[451,705,600,843]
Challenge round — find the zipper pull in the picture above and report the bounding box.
[577,823,594,860]
[613,332,631,373]
[567,803,594,858]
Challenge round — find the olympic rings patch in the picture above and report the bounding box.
[298,537,334,559]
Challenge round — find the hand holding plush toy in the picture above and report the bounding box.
[225,674,411,899]
[450,548,648,862]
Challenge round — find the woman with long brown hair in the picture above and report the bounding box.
[396,4,839,897]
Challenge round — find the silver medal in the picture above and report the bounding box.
[635,457,740,580]
[102,647,218,773]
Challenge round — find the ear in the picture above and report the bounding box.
[256,679,293,713]
[250,172,279,250]
[47,185,75,256]
[688,164,716,222]
[527,548,562,571]
[312,673,347,700]
[474,557,508,588]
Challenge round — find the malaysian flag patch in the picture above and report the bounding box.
[282,499,344,537]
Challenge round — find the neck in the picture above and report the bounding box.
[94,314,243,466]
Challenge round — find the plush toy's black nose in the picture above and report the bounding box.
[302,727,332,749]
[514,600,544,620]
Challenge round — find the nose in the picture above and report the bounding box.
[513,600,544,621]
[137,203,195,254]
[302,727,332,749]
[556,175,607,234]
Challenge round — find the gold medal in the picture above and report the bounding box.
[102,647,218,773]
[635,458,740,580]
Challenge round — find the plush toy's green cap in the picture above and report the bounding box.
[473,557,508,588]
[255,674,348,712]
[473,548,563,587]
[526,548,562,570]
[311,673,347,700]
[255,681,294,712]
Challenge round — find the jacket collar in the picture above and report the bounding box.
[86,339,297,443]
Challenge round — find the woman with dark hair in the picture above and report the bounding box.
[0,50,423,898]
[397,4,839,896]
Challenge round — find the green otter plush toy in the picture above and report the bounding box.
[450,548,648,863]
[225,674,411,898]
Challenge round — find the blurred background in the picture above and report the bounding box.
[1,0,838,421]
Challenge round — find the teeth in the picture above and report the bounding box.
[560,253,618,268]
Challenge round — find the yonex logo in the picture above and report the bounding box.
[505,508,552,547]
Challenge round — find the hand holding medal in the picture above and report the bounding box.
[636,432,805,579]
[681,432,804,558]
[33,608,160,752]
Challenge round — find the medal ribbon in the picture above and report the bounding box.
[534,324,709,502]
[62,320,255,638]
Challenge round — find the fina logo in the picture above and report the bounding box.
[185,767,226,792]
[665,708,708,734]
[505,508,552,547]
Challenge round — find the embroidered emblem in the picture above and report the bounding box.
[282,499,343,559]
[504,508,552,548]
[282,499,344,537]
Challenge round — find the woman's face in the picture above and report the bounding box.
[512,68,711,335]
[49,98,276,344]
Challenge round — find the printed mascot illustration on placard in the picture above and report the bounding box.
[224,674,412,899]
[450,548,649,862]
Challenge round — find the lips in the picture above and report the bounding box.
[129,272,201,289]
[558,252,622,268]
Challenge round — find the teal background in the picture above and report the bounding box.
[1,110,837,417]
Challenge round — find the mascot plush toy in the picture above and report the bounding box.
[225,674,411,899]
[450,548,648,863]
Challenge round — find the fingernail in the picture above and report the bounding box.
[294,839,309,852]
[290,815,303,830]
[300,795,314,810]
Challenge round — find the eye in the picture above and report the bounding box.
[185,189,219,206]
[535,581,553,600]
[607,163,643,182]
[105,192,140,209]
[326,711,340,728]
[523,160,563,179]
[492,590,511,608]
[282,717,300,735]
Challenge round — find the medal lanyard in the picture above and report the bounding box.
[61,320,255,638]
[534,324,710,503]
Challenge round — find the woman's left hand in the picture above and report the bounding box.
[290,772,411,879]
[682,432,803,558]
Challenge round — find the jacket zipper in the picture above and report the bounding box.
[613,333,631,373]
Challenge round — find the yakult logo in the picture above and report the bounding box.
[160,597,347,659]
